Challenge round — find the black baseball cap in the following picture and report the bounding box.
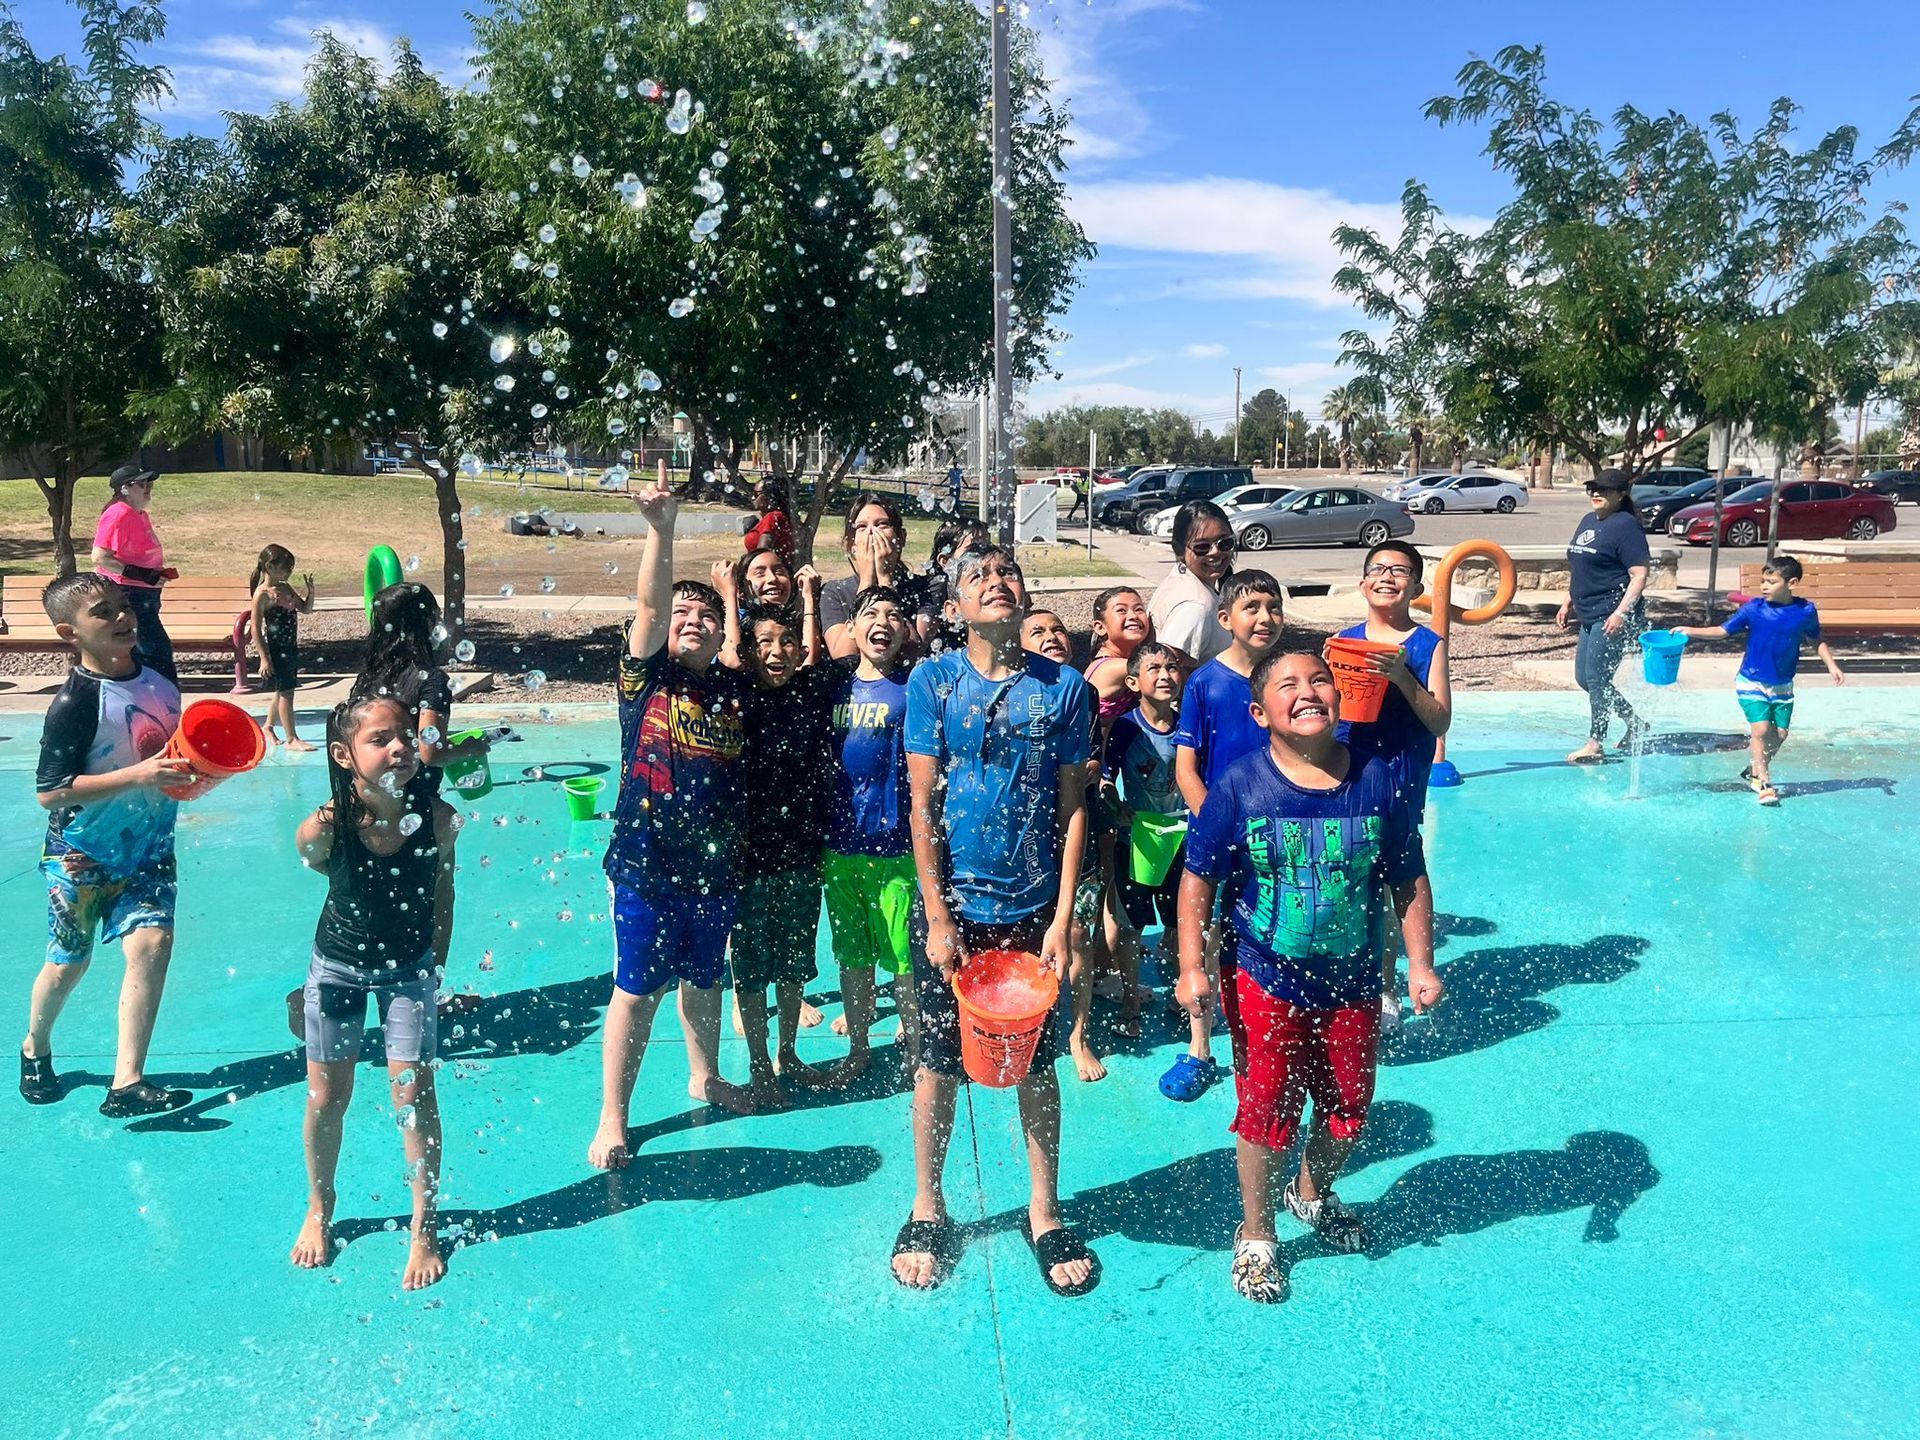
[109,464,158,492]
[1587,469,1632,492]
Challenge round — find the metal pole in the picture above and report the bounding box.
[1087,427,1097,557]
[990,1,1015,545]
[977,390,990,522]
[1705,422,1727,622]
[1232,367,1242,463]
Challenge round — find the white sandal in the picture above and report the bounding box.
[1231,1224,1286,1304]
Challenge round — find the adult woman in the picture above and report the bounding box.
[820,492,929,658]
[91,464,176,681]
[1557,470,1650,762]
[1147,500,1238,666]
[742,480,796,564]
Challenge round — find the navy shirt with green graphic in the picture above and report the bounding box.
[1185,745,1425,1008]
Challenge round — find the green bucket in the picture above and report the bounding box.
[563,774,605,821]
[1129,812,1189,887]
[443,729,493,799]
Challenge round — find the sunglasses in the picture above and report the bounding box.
[1187,538,1237,557]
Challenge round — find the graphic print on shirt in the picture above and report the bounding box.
[630,688,745,793]
[1240,811,1381,958]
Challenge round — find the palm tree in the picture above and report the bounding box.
[1395,399,1435,477]
[1322,385,1368,473]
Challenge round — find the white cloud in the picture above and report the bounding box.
[157,16,470,121]
[1023,378,1232,416]
[1257,361,1348,391]
[1054,352,1157,383]
[1183,343,1227,359]
[1029,0,1198,167]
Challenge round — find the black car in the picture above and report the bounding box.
[1627,467,1713,506]
[1105,465,1254,532]
[1638,476,1725,531]
[1855,469,1920,505]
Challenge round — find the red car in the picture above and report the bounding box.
[1667,479,1897,546]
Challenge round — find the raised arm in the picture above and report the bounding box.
[710,560,745,670]
[630,484,677,660]
[797,564,825,668]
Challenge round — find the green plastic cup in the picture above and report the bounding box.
[563,774,605,821]
[1129,812,1189,887]
[443,729,493,799]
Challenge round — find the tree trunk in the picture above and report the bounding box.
[688,417,716,499]
[795,445,857,567]
[1408,425,1424,477]
[30,458,81,577]
[417,458,468,641]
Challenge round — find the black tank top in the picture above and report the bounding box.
[313,799,440,971]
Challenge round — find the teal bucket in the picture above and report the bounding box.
[1640,631,1688,686]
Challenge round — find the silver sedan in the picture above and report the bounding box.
[1230,486,1414,551]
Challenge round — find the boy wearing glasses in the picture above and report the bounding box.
[1333,541,1451,1028]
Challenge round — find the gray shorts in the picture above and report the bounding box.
[303,951,440,1064]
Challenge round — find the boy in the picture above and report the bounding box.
[590,485,755,1170]
[1163,569,1284,1101]
[1020,609,1073,665]
[892,546,1099,1296]
[1671,556,1843,806]
[820,586,918,1082]
[1333,541,1451,1024]
[732,595,837,1107]
[22,574,194,1116]
[1178,651,1443,1303]
[1103,641,1185,1034]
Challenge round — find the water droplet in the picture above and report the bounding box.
[525,670,547,691]
[601,464,630,489]
[636,368,661,391]
[539,576,557,593]
[668,297,695,318]
[499,584,516,598]
[541,260,560,279]
[882,124,901,150]
[489,335,516,364]
[511,250,531,270]
[615,173,647,208]
[398,812,424,837]
[493,374,516,392]
[432,321,448,338]
[665,89,693,135]
[571,154,591,178]
[531,403,549,419]
[605,562,620,575]
[538,223,558,244]
[454,639,477,663]
[686,0,708,22]
[607,418,627,438]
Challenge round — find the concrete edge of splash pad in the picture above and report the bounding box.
[0,669,497,715]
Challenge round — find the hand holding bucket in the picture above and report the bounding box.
[951,950,1059,1088]
[1640,630,1687,686]
[161,698,267,801]
[1322,635,1402,723]
[1129,812,1189,887]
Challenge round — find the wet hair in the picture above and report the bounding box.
[852,583,904,618]
[1764,556,1804,583]
[1171,500,1235,571]
[1249,648,1332,705]
[1126,639,1180,677]
[323,693,413,843]
[840,490,907,553]
[1363,540,1422,584]
[1024,608,1065,628]
[671,579,725,621]
[742,601,799,638]
[929,518,989,571]
[250,543,295,594]
[733,546,794,605]
[1217,569,1283,612]
[1092,585,1144,624]
[358,582,443,710]
[42,572,123,625]
[949,543,1024,590]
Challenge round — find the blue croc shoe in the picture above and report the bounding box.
[1159,1053,1225,1102]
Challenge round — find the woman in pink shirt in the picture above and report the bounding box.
[91,465,177,681]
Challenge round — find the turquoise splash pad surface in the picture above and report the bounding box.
[0,690,1914,1439]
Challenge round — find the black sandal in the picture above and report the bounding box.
[891,1217,957,1290]
[1028,1222,1101,1297]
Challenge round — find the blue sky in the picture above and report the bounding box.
[17,0,1920,431]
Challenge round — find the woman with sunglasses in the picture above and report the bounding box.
[91,465,177,682]
[1557,470,1650,762]
[1148,500,1238,666]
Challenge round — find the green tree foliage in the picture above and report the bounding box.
[1235,387,1288,468]
[467,0,1090,560]
[1016,403,1234,468]
[0,0,167,573]
[1321,384,1373,472]
[1335,46,1920,481]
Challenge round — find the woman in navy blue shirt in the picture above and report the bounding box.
[1557,471,1650,762]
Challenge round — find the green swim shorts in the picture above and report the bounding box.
[1735,678,1794,731]
[821,850,917,976]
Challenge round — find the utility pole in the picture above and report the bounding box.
[990,1,1015,544]
[976,390,990,522]
[1232,367,1242,463]
[1086,428,1097,557]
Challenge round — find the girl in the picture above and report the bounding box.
[821,492,922,658]
[710,550,824,670]
[742,480,796,563]
[290,695,459,1291]
[250,544,316,750]
[1084,586,1153,728]
[922,518,989,655]
[354,582,489,792]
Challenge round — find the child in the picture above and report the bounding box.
[731,594,838,1107]
[355,582,490,794]
[1332,541,1451,1022]
[590,485,756,1171]
[922,519,989,655]
[892,546,1100,1297]
[1020,608,1074,666]
[1163,569,1284,1102]
[820,585,919,1081]
[1084,586,1153,727]
[1670,556,1843,806]
[250,544,317,751]
[290,695,459,1291]
[743,479,797,563]
[711,550,825,673]
[1103,641,1186,1036]
[21,574,193,1117]
[1178,651,1443,1303]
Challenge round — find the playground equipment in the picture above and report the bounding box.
[363,545,404,621]
[1411,539,1518,788]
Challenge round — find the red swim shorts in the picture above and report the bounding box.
[1226,968,1381,1153]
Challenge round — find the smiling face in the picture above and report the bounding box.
[953,551,1027,628]
[334,698,420,796]
[1251,654,1341,742]
[853,597,910,667]
[1360,550,1418,607]
[747,615,801,687]
[1096,590,1150,649]
[1021,611,1072,664]
[742,550,793,606]
[1182,516,1235,585]
[61,585,139,664]
[668,592,724,664]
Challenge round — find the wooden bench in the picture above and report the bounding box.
[1729,561,1920,635]
[0,574,256,667]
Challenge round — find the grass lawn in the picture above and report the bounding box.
[0,472,1128,591]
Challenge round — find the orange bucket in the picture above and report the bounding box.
[951,949,1059,1088]
[1323,636,1400,724]
[161,698,266,801]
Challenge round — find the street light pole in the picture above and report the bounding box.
[1232,366,1242,463]
[990,1,1015,545]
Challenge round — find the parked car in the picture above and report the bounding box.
[1105,465,1254,532]
[1628,467,1713,505]
[1090,465,1174,524]
[1854,469,1920,505]
[1667,480,1897,546]
[1381,472,1455,502]
[1405,473,1529,514]
[1094,464,1140,485]
[1230,486,1413,551]
[1637,476,1722,532]
[1144,482,1295,538]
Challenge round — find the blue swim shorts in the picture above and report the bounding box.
[43,851,177,966]
[612,883,738,996]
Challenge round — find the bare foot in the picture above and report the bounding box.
[285,738,317,753]
[830,1013,849,1036]
[1566,741,1605,764]
[822,1048,870,1090]
[587,1114,632,1169]
[690,1073,757,1116]
[798,998,824,1029]
[1030,1217,1094,1290]
[290,1209,333,1269]
[891,1208,948,1289]
[778,1052,831,1090]
[402,1231,447,1290]
[748,1073,793,1112]
[1069,1037,1108,1083]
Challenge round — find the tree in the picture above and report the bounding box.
[0,0,167,573]
[137,37,538,636]
[1335,47,1920,481]
[468,0,1090,561]
[1235,387,1287,468]
[1321,384,1370,472]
